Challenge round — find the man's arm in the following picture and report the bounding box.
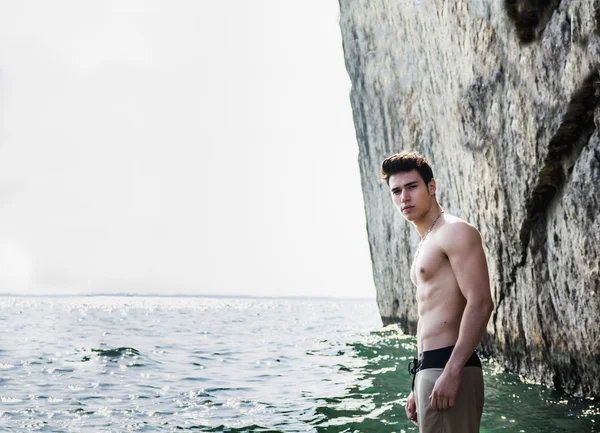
[430,221,494,410]
[405,391,418,425]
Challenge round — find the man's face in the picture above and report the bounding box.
[388,170,435,221]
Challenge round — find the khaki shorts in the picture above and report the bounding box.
[414,366,484,433]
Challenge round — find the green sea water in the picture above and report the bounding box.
[0,296,597,432]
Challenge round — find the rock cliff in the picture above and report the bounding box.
[339,0,600,396]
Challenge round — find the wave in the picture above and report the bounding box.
[91,347,141,357]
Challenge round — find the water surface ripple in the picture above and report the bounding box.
[0,296,598,432]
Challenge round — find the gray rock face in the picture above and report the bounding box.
[339,0,600,396]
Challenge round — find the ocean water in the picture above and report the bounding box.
[0,296,598,432]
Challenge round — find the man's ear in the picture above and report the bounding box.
[428,178,436,196]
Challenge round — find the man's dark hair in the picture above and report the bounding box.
[380,152,434,185]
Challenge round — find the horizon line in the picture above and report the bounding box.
[0,292,376,301]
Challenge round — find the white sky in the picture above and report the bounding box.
[0,1,375,298]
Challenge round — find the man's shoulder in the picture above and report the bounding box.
[437,214,481,249]
[439,214,478,231]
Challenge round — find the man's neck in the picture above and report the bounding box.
[412,202,443,239]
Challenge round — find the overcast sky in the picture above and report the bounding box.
[0,1,376,298]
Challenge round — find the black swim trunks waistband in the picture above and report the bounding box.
[408,345,481,390]
[418,345,482,370]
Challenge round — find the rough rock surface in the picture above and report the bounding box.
[339,0,600,396]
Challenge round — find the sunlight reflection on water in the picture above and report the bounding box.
[0,296,597,432]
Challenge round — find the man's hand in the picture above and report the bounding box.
[405,391,418,425]
[429,370,461,410]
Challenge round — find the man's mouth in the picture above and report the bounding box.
[402,206,414,212]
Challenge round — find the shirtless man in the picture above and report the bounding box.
[380,152,494,433]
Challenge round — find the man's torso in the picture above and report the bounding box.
[410,215,467,354]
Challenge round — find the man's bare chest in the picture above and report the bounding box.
[410,241,449,286]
